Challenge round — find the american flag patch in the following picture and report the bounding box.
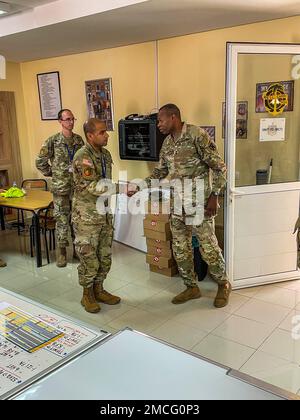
[83,159,93,167]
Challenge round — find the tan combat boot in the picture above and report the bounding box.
[81,287,101,313]
[172,286,201,304]
[214,282,232,308]
[56,247,67,268]
[94,284,121,305]
[0,258,7,268]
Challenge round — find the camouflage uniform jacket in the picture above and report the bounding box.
[36,132,84,195]
[145,123,227,203]
[72,143,117,225]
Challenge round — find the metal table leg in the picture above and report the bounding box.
[0,207,5,231]
[33,212,42,268]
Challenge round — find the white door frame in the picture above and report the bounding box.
[225,42,300,288]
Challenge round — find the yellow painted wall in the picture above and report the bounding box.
[20,43,157,181]
[158,15,300,161]
[16,15,300,183]
[0,61,29,178]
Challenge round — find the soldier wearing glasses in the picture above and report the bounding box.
[36,109,84,267]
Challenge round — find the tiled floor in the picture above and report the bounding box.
[1,228,300,397]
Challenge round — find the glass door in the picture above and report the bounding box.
[225,43,300,289]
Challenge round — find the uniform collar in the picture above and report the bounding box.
[171,122,187,143]
[59,132,78,144]
[86,142,103,158]
[181,122,187,135]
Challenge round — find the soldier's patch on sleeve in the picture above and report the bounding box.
[209,142,217,151]
[83,158,93,167]
[83,166,93,178]
[39,147,48,157]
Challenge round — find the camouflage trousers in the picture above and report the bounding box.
[73,222,113,289]
[170,215,228,287]
[53,194,74,248]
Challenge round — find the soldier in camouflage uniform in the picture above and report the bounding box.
[144,104,231,308]
[72,118,121,313]
[36,109,84,268]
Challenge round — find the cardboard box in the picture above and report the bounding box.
[144,228,172,242]
[146,254,176,268]
[147,246,173,259]
[145,213,170,222]
[145,201,170,222]
[150,264,178,277]
[146,238,172,250]
[143,219,171,234]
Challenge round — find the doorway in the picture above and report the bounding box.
[0,91,22,221]
[225,43,300,289]
[0,91,22,187]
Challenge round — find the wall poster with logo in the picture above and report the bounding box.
[85,78,114,131]
[256,80,294,114]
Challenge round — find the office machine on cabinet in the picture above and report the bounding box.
[118,113,167,161]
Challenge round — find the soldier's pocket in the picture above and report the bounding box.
[106,213,114,229]
[105,214,114,246]
[74,236,97,257]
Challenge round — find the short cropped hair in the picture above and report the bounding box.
[159,104,181,119]
[83,118,106,138]
[58,109,72,120]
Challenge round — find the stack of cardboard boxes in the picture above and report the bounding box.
[143,200,178,277]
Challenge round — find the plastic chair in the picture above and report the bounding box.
[17,179,48,235]
[21,179,48,190]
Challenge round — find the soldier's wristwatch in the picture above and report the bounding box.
[211,191,219,197]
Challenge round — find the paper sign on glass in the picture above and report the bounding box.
[259,118,286,142]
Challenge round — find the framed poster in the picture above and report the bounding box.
[200,126,215,142]
[222,101,248,139]
[256,80,294,113]
[85,78,114,131]
[37,71,62,120]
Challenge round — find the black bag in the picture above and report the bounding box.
[194,247,208,281]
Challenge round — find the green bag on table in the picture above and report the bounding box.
[0,187,25,198]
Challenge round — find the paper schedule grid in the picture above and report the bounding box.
[0,303,64,353]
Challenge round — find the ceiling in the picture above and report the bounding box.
[0,0,55,14]
[1,0,54,5]
[1,0,300,62]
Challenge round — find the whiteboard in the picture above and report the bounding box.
[113,188,147,252]
[13,329,288,400]
[0,288,109,400]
